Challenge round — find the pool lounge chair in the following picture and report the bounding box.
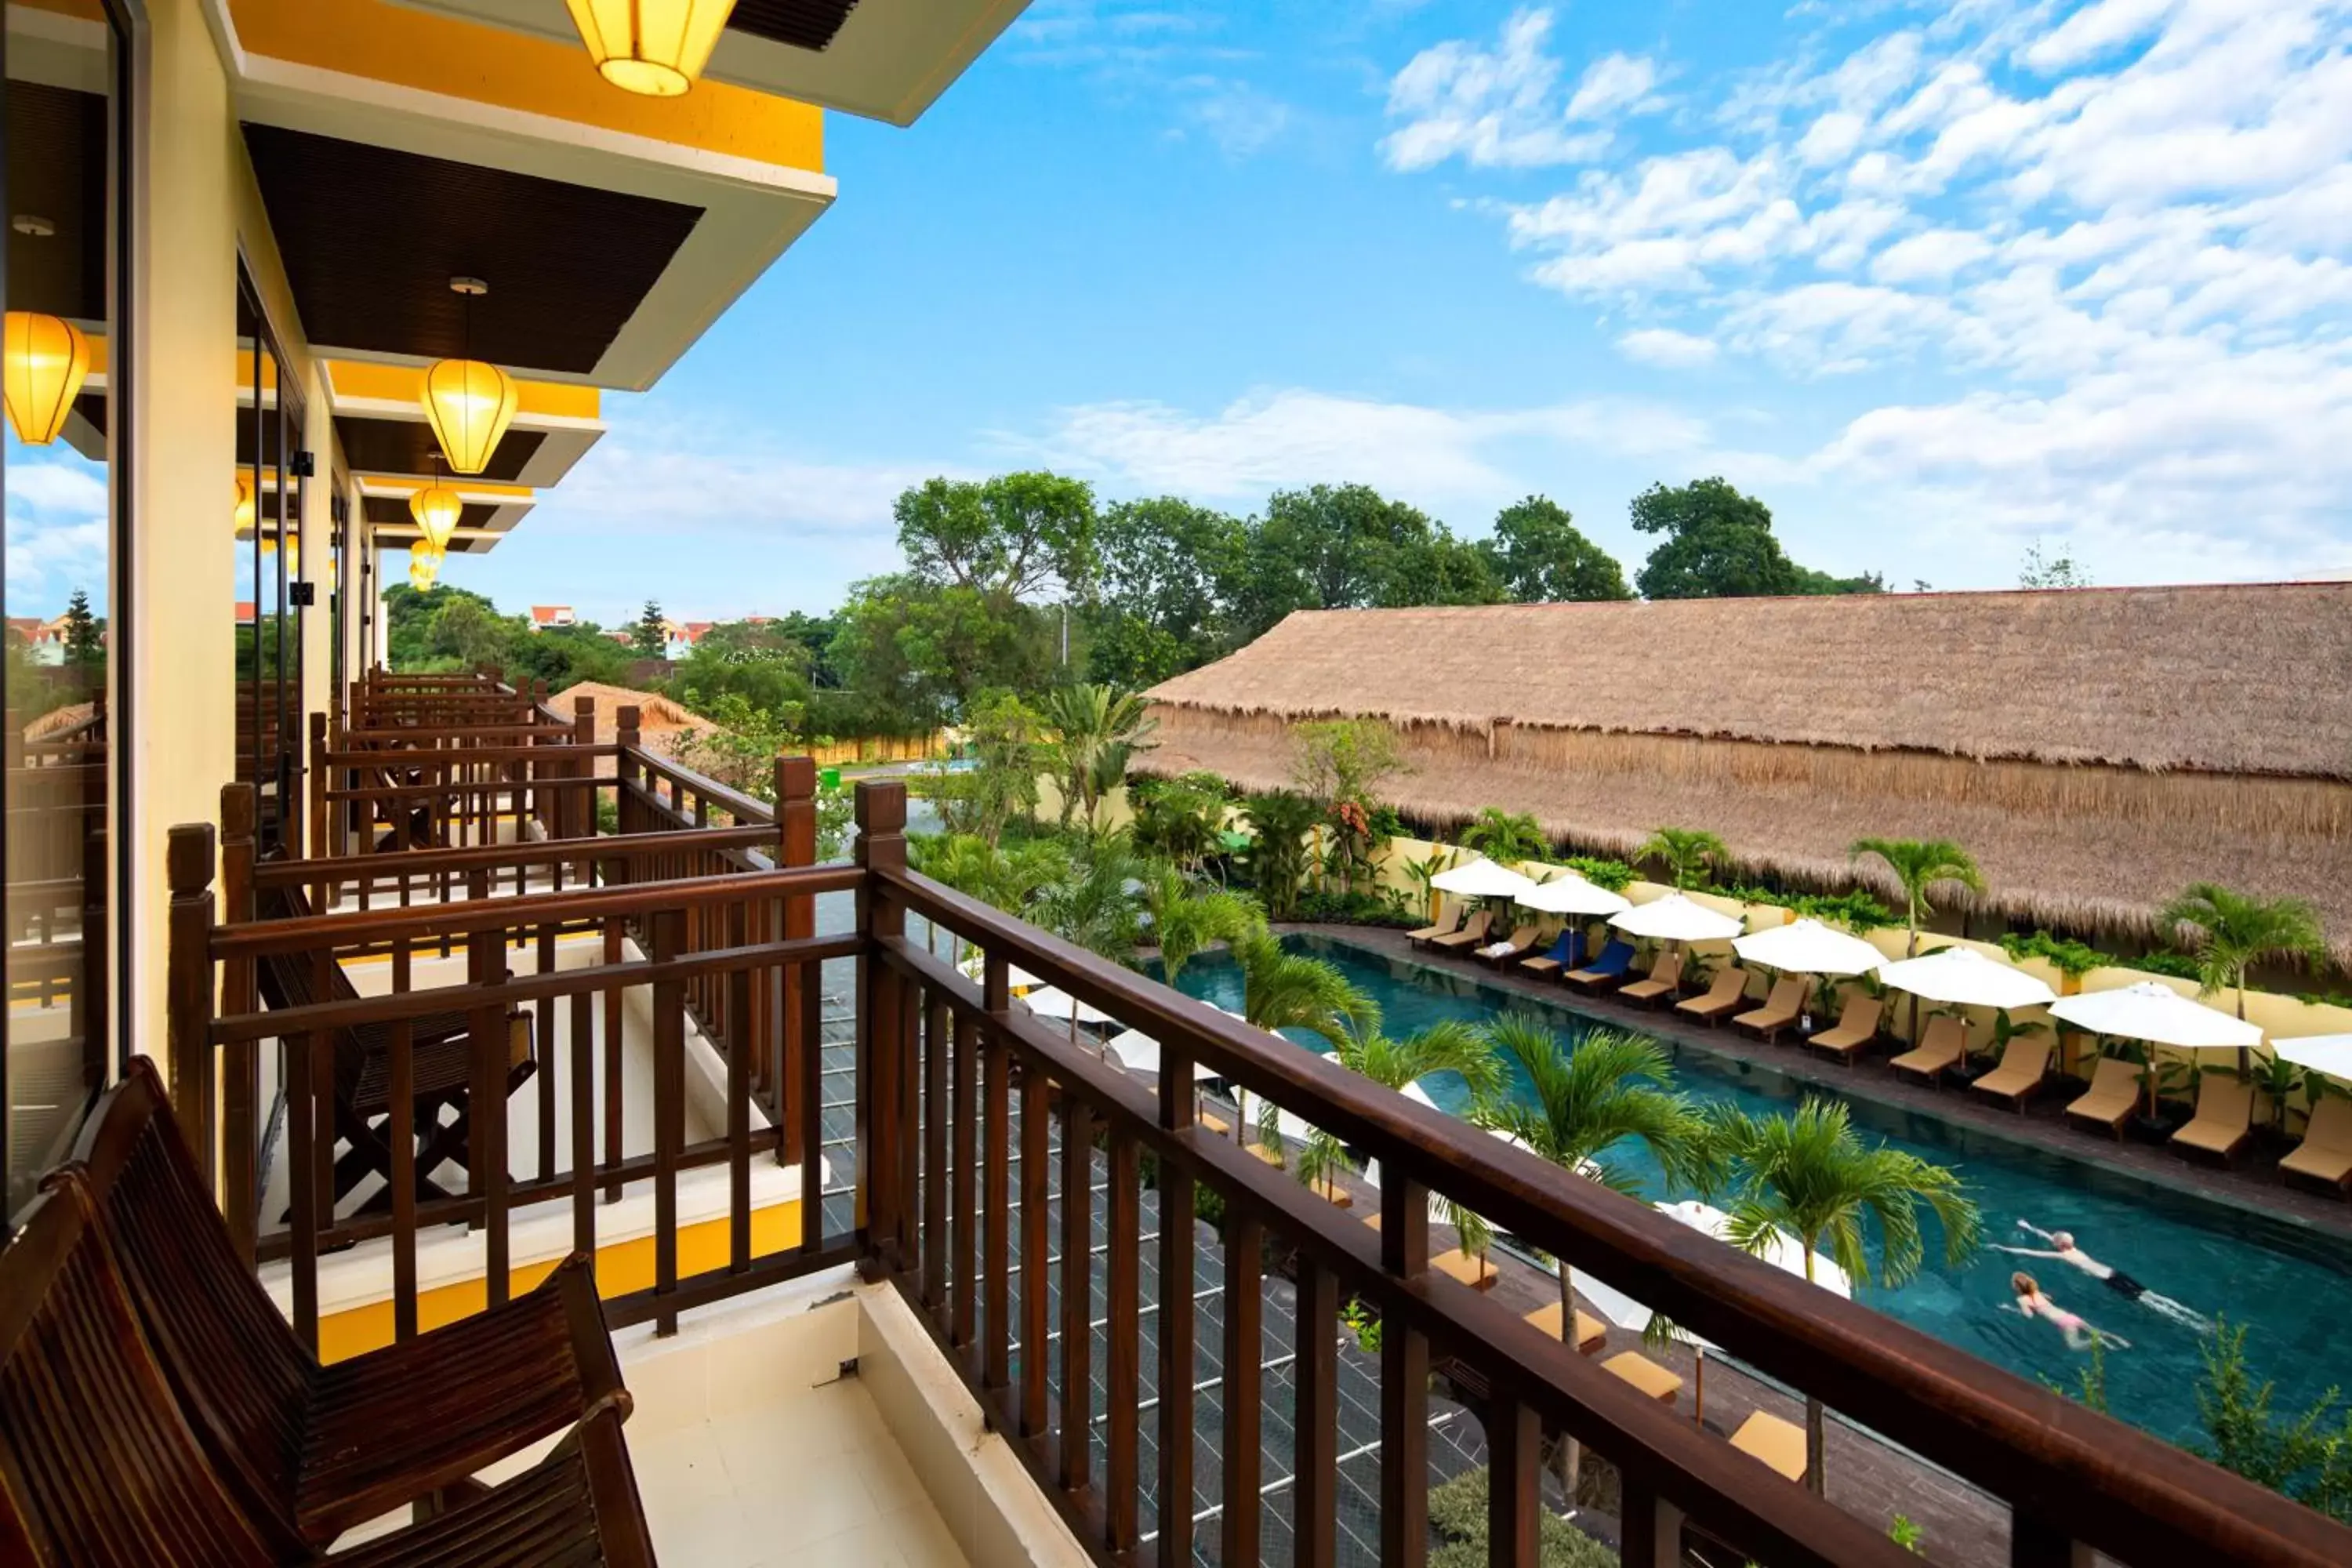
[1565,938,1639,992]
[1524,1301,1607,1355]
[1602,1351,1682,1404]
[1972,1036,2054,1112]
[2280,1098,2352,1195]
[1889,1016,1967,1086]
[1805,996,1883,1064]
[1733,976,1808,1044]
[1518,928,1587,981]
[1620,949,1685,1007]
[2172,1074,2255,1165]
[1406,906,1464,947]
[1675,967,1749,1025]
[1427,910,1493,954]
[1477,923,1543,968]
[1730,1411,1808,1482]
[2063,1056,2146,1139]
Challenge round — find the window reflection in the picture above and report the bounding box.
[4,0,126,1219]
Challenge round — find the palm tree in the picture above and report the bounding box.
[1850,837,1985,1041]
[1637,826,1730,891]
[2159,882,2327,1022]
[1040,684,1157,834]
[1460,807,1548,866]
[1287,1018,1501,1199]
[1036,837,1149,964]
[1710,1098,1981,1494]
[1478,1015,1715,1491]
[1241,792,1319,920]
[1229,931,1377,1145]
[1142,866,1261,990]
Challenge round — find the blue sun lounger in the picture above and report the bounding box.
[1566,938,1638,992]
[1518,928,1587,980]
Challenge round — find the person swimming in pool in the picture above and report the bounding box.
[1991,1220,2212,1333]
[2009,1272,2131,1352]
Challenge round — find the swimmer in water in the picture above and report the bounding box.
[1991,1220,2212,1333]
[2010,1272,2130,1352]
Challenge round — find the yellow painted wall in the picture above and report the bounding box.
[129,0,242,1064]
[314,1198,804,1363]
[228,0,825,174]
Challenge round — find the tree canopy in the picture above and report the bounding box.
[1629,477,1879,601]
[1479,496,1631,602]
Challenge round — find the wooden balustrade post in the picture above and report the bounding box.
[1381,1176,1433,1568]
[218,786,260,1265]
[777,757,817,1167]
[615,706,641,849]
[307,712,328,860]
[165,824,218,1196]
[854,781,908,1272]
[571,697,596,877]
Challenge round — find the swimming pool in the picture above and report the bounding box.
[1173,933,2352,1450]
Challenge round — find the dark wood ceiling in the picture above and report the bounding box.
[361,495,502,532]
[728,0,858,51]
[334,416,544,484]
[6,82,108,322]
[240,125,704,376]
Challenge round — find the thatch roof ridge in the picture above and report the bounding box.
[1146,582,2352,779]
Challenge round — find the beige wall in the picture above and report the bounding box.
[129,0,241,1064]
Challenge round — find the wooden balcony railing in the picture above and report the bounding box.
[157,761,2352,1568]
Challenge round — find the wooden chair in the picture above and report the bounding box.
[0,1184,656,1568]
[1675,967,1748,1025]
[1733,976,1807,1044]
[1406,906,1463,946]
[1476,923,1543,967]
[1889,1016,1967,1086]
[2063,1057,2145,1139]
[50,1058,631,1550]
[1427,910,1492,953]
[1619,949,1685,1007]
[1972,1036,2054,1112]
[2172,1074,2255,1166]
[1565,938,1639,993]
[253,880,535,1208]
[1805,996,1883,1064]
[2281,1098,2352,1195]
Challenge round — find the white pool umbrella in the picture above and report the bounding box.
[960,953,1044,993]
[2275,1035,2352,1080]
[1877,946,2056,1011]
[2048,982,2259,1051]
[1020,986,1112,1025]
[1518,874,1632,917]
[1607,892,1742,944]
[1430,858,1537,900]
[1733,920,1884,978]
[1105,1029,1218,1080]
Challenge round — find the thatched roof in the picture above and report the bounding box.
[1145,583,2352,960]
[1147,583,2352,779]
[550,682,728,775]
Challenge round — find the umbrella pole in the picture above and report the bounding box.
[1694,1348,1704,1427]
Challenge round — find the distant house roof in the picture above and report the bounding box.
[531,605,574,626]
[234,601,257,623]
[5,616,45,641]
[681,621,714,642]
[1146,583,2352,959]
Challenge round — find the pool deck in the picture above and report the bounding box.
[1287,923,2352,1243]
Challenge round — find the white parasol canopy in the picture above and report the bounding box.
[1733,919,1884,978]
[1105,1029,1218,1080]
[1607,892,1743,944]
[1575,1200,1850,1341]
[1019,986,1115,1025]
[1877,946,2055,1011]
[2048,982,2260,1051]
[959,953,1044,993]
[1517,874,1632,917]
[2275,1035,2352,1079]
[1429,858,1537,900]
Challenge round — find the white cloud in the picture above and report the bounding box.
[1007,387,1709,505]
[1381,9,1653,172]
[1174,77,1292,158]
[1378,0,2352,580]
[1616,328,1719,368]
[6,459,107,515]
[1564,53,1662,122]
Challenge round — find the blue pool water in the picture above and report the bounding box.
[1174,934,2352,1450]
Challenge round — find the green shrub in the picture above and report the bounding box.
[2129,950,2205,982]
[1999,929,2108,978]
[1561,856,1635,892]
[1427,1467,1618,1567]
[1295,889,1419,929]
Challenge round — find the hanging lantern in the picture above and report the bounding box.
[420,356,517,475]
[234,472,256,535]
[564,0,738,97]
[3,310,91,445]
[409,557,438,590]
[408,483,464,550]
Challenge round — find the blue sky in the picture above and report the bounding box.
[10,0,2352,623]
